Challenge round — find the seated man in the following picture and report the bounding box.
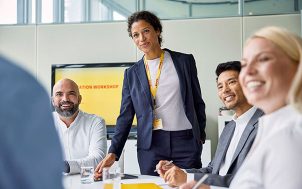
[0,56,63,189]
[52,78,107,174]
[156,61,264,187]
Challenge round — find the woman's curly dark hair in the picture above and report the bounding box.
[127,11,163,46]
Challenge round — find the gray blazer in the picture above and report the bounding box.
[187,108,264,187]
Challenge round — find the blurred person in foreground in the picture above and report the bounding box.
[0,56,63,189]
[180,26,302,189]
[157,61,263,187]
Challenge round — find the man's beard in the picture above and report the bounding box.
[54,101,79,118]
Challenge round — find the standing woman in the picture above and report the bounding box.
[180,26,302,189]
[95,10,206,177]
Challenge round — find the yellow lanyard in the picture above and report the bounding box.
[144,52,164,107]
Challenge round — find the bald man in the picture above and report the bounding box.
[52,78,107,174]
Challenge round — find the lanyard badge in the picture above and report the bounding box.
[144,51,164,130]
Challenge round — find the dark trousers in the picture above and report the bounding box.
[137,129,202,176]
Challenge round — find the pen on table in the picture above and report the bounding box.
[154,160,173,172]
[192,174,208,189]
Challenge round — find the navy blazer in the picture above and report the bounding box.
[109,49,206,159]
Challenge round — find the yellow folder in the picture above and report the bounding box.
[121,183,162,189]
[103,183,162,189]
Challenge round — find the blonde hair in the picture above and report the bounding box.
[247,26,302,113]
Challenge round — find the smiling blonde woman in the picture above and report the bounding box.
[180,26,302,189]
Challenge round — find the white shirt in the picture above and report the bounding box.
[146,51,192,131]
[53,110,107,174]
[212,105,302,189]
[219,106,257,176]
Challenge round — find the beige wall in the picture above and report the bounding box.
[0,25,36,76]
[0,14,300,156]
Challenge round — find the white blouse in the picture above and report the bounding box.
[228,105,302,189]
[146,51,192,131]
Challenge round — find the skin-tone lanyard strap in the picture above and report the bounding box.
[144,51,165,108]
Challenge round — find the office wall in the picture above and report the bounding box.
[243,14,301,40]
[0,14,300,157]
[0,25,36,76]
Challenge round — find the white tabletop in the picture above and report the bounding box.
[63,174,174,189]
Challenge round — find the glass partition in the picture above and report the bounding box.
[243,0,302,16]
[145,0,240,19]
[0,0,301,25]
[0,0,17,24]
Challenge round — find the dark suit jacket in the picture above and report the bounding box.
[187,108,264,187]
[109,49,206,159]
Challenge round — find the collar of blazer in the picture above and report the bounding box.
[230,109,264,164]
[133,48,187,107]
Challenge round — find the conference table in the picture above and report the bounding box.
[63,174,174,189]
